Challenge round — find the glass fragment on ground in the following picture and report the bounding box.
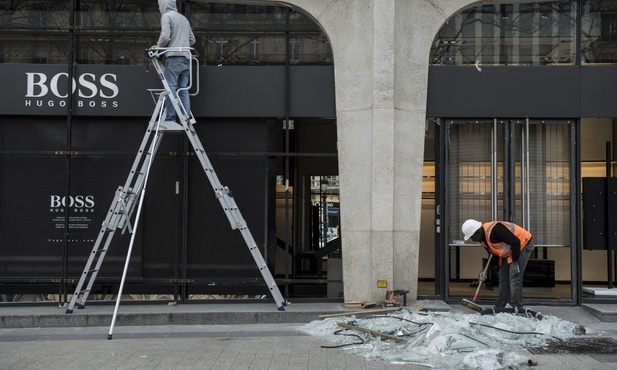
[301,307,577,370]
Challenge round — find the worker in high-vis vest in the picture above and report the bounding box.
[462,219,535,310]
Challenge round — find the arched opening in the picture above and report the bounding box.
[423,0,617,305]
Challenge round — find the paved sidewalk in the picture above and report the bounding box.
[1,302,617,369]
[0,324,428,370]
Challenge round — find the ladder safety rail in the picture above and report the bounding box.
[66,49,286,335]
[145,47,198,122]
[144,47,199,97]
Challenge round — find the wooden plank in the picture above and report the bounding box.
[336,322,408,343]
[409,300,428,311]
[318,307,401,319]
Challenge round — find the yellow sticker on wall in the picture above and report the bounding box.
[377,280,388,288]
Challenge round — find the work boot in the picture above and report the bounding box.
[514,305,524,313]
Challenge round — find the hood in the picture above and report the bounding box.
[158,0,177,15]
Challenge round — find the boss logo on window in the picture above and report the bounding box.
[49,195,95,213]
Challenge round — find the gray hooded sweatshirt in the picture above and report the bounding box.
[157,0,195,58]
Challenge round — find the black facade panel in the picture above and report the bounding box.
[290,67,336,119]
[582,177,617,251]
[427,66,581,118]
[199,66,285,117]
[70,117,151,152]
[297,121,338,174]
[0,156,67,277]
[581,68,617,117]
[0,117,66,151]
[0,117,272,286]
[186,121,269,279]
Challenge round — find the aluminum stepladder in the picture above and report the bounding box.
[65,48,287,337]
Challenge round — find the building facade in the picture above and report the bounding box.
[2,0,617,307]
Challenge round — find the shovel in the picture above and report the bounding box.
[461,254,493,312]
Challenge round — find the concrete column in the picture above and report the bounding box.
[266,0,479,302]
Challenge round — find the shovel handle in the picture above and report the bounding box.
[472,254,493,302]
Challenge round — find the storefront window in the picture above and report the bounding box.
[76,0,159,29]
[0,0,70,28]
[189,2,329,65]
[581,0,617,64]
[0,33,68,63]
[190,2,288,30]
[75,35,154,65]
[430,1,576,66]
[0,1,332,66]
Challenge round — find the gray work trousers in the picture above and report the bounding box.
[496,242,535,309]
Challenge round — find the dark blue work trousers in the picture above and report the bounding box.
[496,242,535,309]
[163,56,190,121]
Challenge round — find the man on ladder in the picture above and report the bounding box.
[65,0,287,339]
[154,0,195,129]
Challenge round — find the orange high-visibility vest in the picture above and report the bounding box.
[482,221,532,264]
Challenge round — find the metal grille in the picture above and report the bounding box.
[447,120,571,247]
[447,121,500,244]
[516,122,571,246]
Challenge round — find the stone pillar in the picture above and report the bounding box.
[267,0,477,302]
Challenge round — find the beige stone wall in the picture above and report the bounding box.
[261,0,478,302]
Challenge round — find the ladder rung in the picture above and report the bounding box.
[88,269,98,273]
[79,289,90,294]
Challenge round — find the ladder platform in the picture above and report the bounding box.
[154,121,186,131]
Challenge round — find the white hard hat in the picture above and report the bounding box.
[462,219,482,241]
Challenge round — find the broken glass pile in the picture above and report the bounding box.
[301,307,578,370]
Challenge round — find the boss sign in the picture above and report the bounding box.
[25,72,119,108]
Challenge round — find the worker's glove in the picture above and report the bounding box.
[478,271,487,282]
[509,261,520,278]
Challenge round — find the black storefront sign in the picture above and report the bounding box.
[0,64,336,118]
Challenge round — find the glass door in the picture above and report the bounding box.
[445,120,501,301]
[513,120,576,302]
[443,119,576,304]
